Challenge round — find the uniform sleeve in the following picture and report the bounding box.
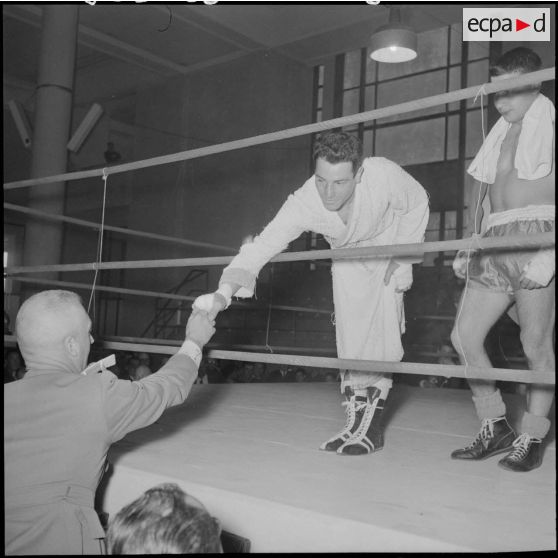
[384,160,430,264]
[101,352,199,443]
[220,191,311,297]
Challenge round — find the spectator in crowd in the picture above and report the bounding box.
[4,349,26,383]
[226,361,259,383]
[323,371,339,383]
[131,364,152,381]
[266,368,285,383]
[4,310,12,334]
[106,483,222,554]
[136,352,151,368]
[197,358,226,384]
[294,368,308,383]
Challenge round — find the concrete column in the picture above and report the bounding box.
[23,6,79,277]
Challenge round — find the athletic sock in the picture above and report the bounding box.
[520,412,551,440]
[472,389,506,420]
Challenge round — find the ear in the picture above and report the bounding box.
[355,166,364,183]
[65,336,80,358]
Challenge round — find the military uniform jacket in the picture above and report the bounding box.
[4,352,198,555]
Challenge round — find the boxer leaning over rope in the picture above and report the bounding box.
[451,47,555,473]
[4,290,215,555]
[194,131,429,456]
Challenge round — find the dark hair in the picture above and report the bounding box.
[490,47,542,77]
[313,131,363,174]
[106,483,221,554]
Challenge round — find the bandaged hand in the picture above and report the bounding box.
[393,264,413,293]
[192,292,228,320]
[520,248,555,289]
[452,234,482,279]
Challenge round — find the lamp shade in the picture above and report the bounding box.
[369,24,417,63]
[369,6,418,63]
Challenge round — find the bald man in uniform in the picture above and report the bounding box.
[4,290,215,555]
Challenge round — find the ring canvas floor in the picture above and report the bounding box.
[98,383,556,553]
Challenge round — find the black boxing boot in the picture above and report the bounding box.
[320,388,362,452]
[336,387,385,456]
[498,433,543,472]
[451,416,515,460]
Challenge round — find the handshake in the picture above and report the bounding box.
[186,286,234,348]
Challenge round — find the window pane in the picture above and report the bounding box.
[364,85,375,111]
[316,109,322,123]
[318,65,325,86]
[363,129,374,156]
[469,41,489,61]
[466,108,486,158]
[446,114,460,160]
[375,118,446,165]
[445,210,457,229]
[448,66,461,111]
[365,52,376,83]
[342,88,360,116]
[376,70,447,124]
[378,27,448,81]
[344,49,362,89]
[317,87,323,110]
[450,23,462,65]
[467,59,489,108]
[428,211,441,231]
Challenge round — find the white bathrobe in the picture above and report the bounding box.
[220,157,429,376]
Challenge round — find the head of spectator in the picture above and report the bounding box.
[136,352,151,367]
[15,290,93,376]
[253,362,266,382]
[130,364,152,381]
[323,371,338,383]
[266,368,284,383]
[294,368,307,382]
[4,310,12,334]
[4,349,26,382]
[106,483,222,554]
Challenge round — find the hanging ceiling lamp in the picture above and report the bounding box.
[369,7,418,63]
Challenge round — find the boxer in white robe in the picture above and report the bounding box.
[194,132,429,455]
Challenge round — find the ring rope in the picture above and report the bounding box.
[98,335,527,364]
[5,232,554,275]
[87,169,109,315]
[5,335,549,385]
[4,203,237,253]
[3,68,554,191]
[8,276,333,315]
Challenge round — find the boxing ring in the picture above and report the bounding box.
[4,68,556,552]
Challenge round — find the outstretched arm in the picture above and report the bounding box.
[194,192,311,316]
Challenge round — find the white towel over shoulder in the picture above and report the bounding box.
[468,93,555,184]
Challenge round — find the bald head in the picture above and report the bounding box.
[15,290,92,373]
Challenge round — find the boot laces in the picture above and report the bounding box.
[507,433,537,462]
[339,398,356,432]
[351,399,377,441]
[466,418,497,449]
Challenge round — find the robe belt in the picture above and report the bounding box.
[5,484,95,510]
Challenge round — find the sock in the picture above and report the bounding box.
[472,389,506,420]
[520,412,550,440]
[372,377,393,400]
